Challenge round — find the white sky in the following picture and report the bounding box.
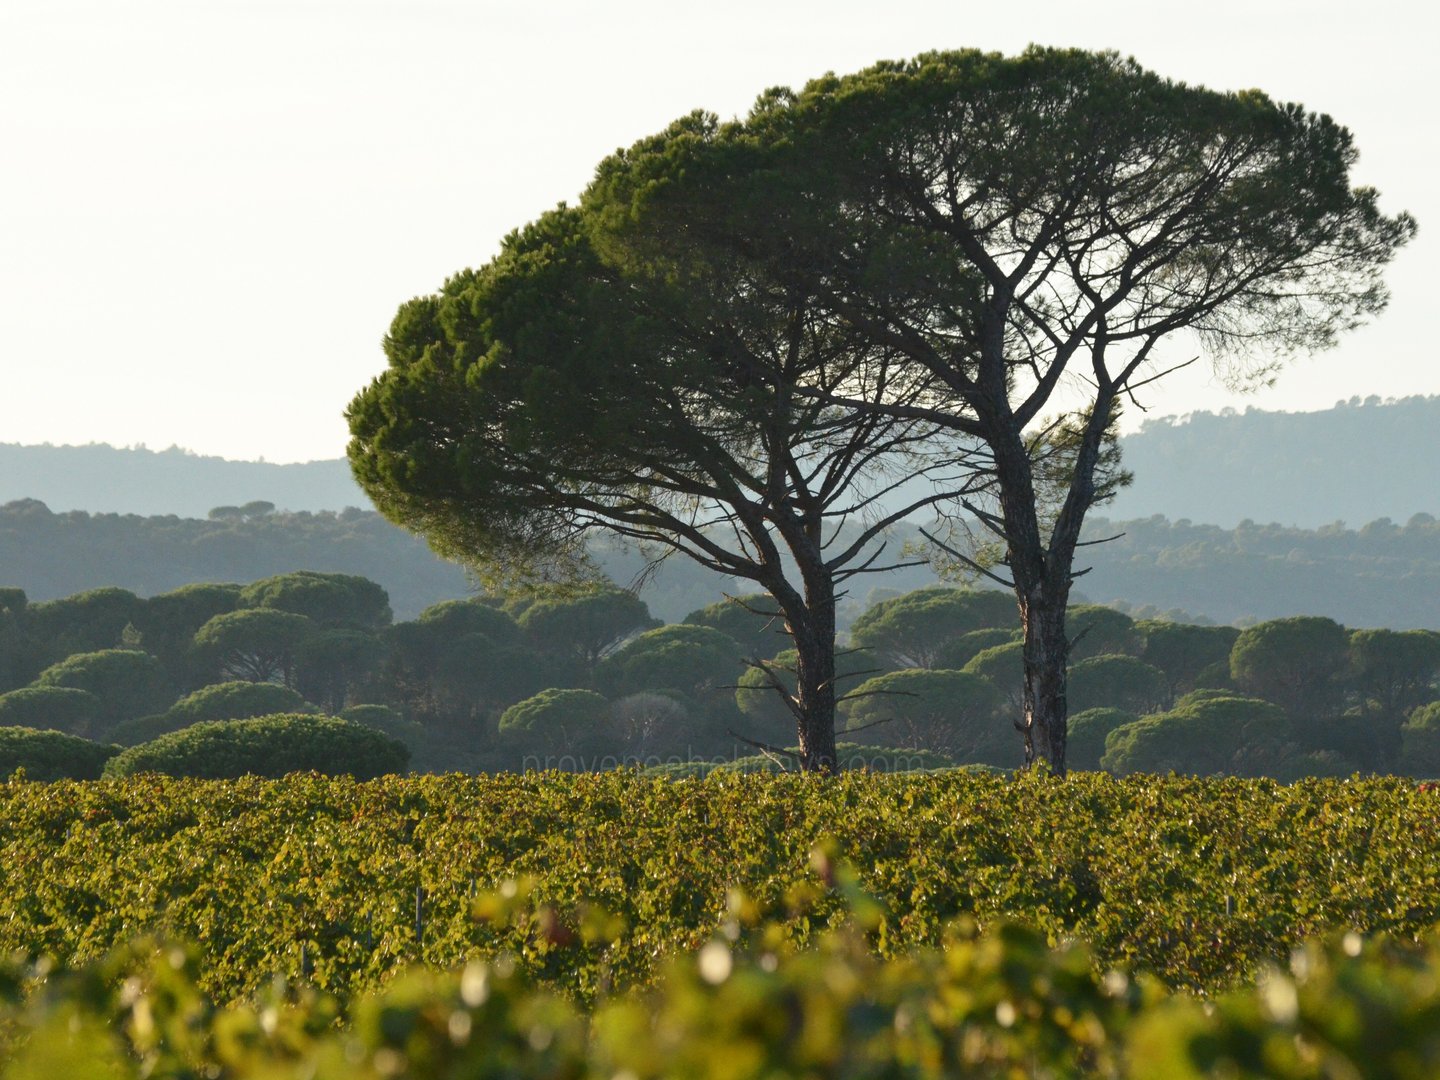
[1,0,1434,463]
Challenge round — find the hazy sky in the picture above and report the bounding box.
[2,0,1434,463]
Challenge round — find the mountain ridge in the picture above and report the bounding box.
[1102,393,1440,528]
[3,394,1437,526]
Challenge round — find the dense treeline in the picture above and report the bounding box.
[0,499,740,623]
[1078,512,1440,628]
[8,396,1439,530]
[0,497,467,620]
[3,572,1438,780]
[5,498,1440,634]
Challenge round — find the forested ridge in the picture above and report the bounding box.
[0,498,470,622]
[1104,394,1440,528]
[6,394,1436,527]
[5,399,1437,629]
[4,498,1437,629]
[0,441,363,518]
[1078,512,1440,628]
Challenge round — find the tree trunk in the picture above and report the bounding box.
[788,572,839,774]
[1019,587,1069,776]
[978,383,1084,779]
[982,399,1069,776]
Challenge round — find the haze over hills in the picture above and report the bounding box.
[2,499,1437,629]
[1102,394,1440,528]
[0,442,365,519]
[3,395,1436,527]
[4,397,1440,629]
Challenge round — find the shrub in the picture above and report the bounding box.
[1067,654,1170,715]
[0,685,102,738]
[33,649,175,733]
[498,689,612,765]
[1066,707,1137,771]
[933,627,1022,670]
[108,681,313,746]
[1101,695,1290,777]
[839,668,1010,764]
[103,714,409,780]
[340,704,427,750]
[0,726,118,781]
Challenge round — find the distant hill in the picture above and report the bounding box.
[0,443,366,517]
[0,500,745,624]
[1103,394,1440,528]
[4,395,1437,525]
[2,500,1437,630]
[0,499,459,622]
[1074,513,1440,629]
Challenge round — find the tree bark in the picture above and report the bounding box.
[973,378,1063,775]
[971,349,1097,778]
[1019,586,1070,775]
[993,391,1113,777]
[790,572,839,775]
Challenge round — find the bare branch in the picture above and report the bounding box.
[725,729,800,770]
[837,716,898,736]
[1074,531,1126,548]
[916,526,1016,589]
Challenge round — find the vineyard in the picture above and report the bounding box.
[1,770,1438,1075]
